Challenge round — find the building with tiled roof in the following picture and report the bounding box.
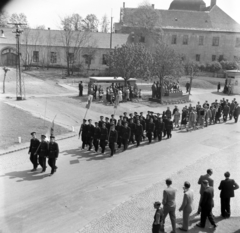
[115,0,240,63]
[0,28,129,73]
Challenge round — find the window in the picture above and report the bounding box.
[50,52,57,63]
[83,54,91,65]
[183,35,188,45]
[236,38,240,48]
[139,35,145,43]
[171,35,177,44]
[212,37,219,46]
[212,55,216,61]
[68,53,74,64]
[102,54,107,65]
[218,55,224,62]
[196,54,200,62]
[199,36,204,45]
[33,51,39,62]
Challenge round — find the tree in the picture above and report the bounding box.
[9,13,28,27]
[184,60,200,95]
[2,67,10,94]
[100,14,109,33]
[60,15,92,76]
[0,10,9,27]
[107,43,152,86]
[71,13,82,31]
[82,14,99,32]
[151,43,184,103]
[210,61,222,77]
[82,45,97,73]
[35,25,46,29]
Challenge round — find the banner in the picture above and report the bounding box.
[45,114,57,141]
[86,94,93,109]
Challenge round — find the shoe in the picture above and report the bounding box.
[41,169,45,173]
[178,227,187,231]
[196,224,204,228]
[31,168,36,172]
[213,224,217,228]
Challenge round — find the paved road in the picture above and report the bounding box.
[0,116,239,233]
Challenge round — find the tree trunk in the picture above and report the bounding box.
[159,76,162,104]
[3,73,6,94]
[189,76,193,95]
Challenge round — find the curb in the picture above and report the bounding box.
[0,133,77,156]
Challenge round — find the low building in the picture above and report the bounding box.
[115,0,240,63]
[0,28,128,75]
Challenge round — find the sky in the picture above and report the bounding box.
[2,0,240,30]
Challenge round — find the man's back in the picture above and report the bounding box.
[201,186,214,209]
[219,179,239,198]
[162,187,176,208]
[198,174,213,194]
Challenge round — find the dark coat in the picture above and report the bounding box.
[147,122,155,132]
[105,122,111,132]
[156,122,165,132]
[200,186,214,209]
[140,119,146,131]
[116,125,123,137]
[135,124,143,136]
[93,127,101,139]
[109,130,118,143]
[48,142,59,158]
[29,138,40,153]
[87,124,95,138]
[122,127,131,140]
[100,128,108,141]
[129,122,136,134]
[218,179,239,198]
[98,120,105,128]
[165,120,173,130]
[80,124,88,136]
[37,141,49,157]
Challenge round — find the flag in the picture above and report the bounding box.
[114,95,119,109]
[45,115,57,141]
[86,94,93,109]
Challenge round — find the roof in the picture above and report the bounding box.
[90,77,137,83]
[1,28,129,48]
[122,5,240,33]
[169,0,206,11]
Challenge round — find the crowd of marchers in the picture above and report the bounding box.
[78,97,240,157]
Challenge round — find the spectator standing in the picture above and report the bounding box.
[218,171,239,218]
[233,103,240,123]
[179,181,194,231]
[152,201,164,233]
[162,178,177,233]
[79,81,83,96]
[173,109,180,128]
[217,82,221,92]
[118,89,123,102]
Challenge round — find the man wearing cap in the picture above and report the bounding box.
[116,120,123,149]
[110,114,117,125]
[146,118,155,143]
[233,102,240,123]
[196,180,217,228]
[128,118,136,144]
[87,119,95,151]
[79,81,83,96]
[156,118,165,141]
[123,112,128,122]
[28,132,40,171]
[98,116,105,129]
[93,122,101,153]
[36,135,49,173]
[140,115,146,140]
[140,112,145,121]
[108,124,118,156]
[105,117,111,132]
[128,113,133,123]
[122,122,131,151]
[197,169,214,214]
[100,123,108,154]
[135,119,143,147]
[218,171,239,218]
[79,119,88,149]
[48,136,59,175]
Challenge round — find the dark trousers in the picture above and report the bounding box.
[48,158,56,174]
[88,137,93,150]
[93,139,99,152]
[223,114,228,122]
[100,140,106,153]
[135,135,141,147]
[117,136,122,148]
[109,142,115,156]
[39,156,46,170]
[166,129,172,138]
[152,224,160,233]
[157,131,163,141]
[221,198,231,217]
[154,130,157,140]
[200,208,215,227]
[79,89,83,96]
[234,115,239,123]
[147,132,153,143]
[30,153,38,169]
[122,138,129,151]
[129,133,135,144]
[82,135,87,149]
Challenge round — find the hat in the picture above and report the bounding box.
[30,132,36,135]
[150,111,154,114]
[41,135,46,138]
[140,112,143,114]
[50,135,55,139]
[88,119,92,122]
[157,113,160,115]
[119,115,123,118]
[83,119,87,122]
[154,201,161,206]
[100,116,104,118]
[129,113,133,116]
[123,112,127,114]
[105,117,109,120]
[134,112,137,114]
[111,114,114,117]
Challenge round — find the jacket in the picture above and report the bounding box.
[135,124,143,136]
[162,187,176,208]
[109,130,118,143]
[100,128,108,141]
[147,122,155,132]
[156,122,165,132]
[218,178,239,198]
[223,105,230,115]
[93,127,101,140]
[200,186,214,209]
[198,174,214,195]
[48,142,59,158]
[87,124,95,138]
[37,141,49,157]
[179,189,194,213]
[29,138,40,153]
[122,127,131,140]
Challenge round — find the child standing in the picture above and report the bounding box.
[152,201,164,233]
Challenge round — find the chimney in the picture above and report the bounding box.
[123,2,125,8]
[152,4,155,9]
[211,0,216,8]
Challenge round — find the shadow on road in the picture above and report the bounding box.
[211,91,227,96]
[2,169,49,182]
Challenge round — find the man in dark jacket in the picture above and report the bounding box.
[86,119,95,151]
[146,118,155,143]
[108,124,118,156]
[135,119,143,147]
[105,117,111,132]
[28,132,40,171]
[36,135,49,173]
[93,122,101,153]
[128,118,136,144]
[165,119,173,139]
[223,104,230,122]
[100,123,108,154]
[79,81,83,96]
[156,118,165,141]
[196,180,216,228]
[116,120,123,148]
[218,171,239,218]
[79,119,88,149]
[122,122,131,151]
[98,116,105,129]
[233,103,240,123]
[48,136,59,175]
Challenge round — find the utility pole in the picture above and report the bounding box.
[110,9,113,49]
[8,22,27,100]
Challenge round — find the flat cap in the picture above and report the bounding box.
[31,132,36,135]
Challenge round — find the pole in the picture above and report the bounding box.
[110,10,113,49]
[83,108,89,120]
[43,99,47,126]
[17,34,22,97]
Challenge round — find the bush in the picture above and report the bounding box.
[220,60,239,70]
[210,61,222,73]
